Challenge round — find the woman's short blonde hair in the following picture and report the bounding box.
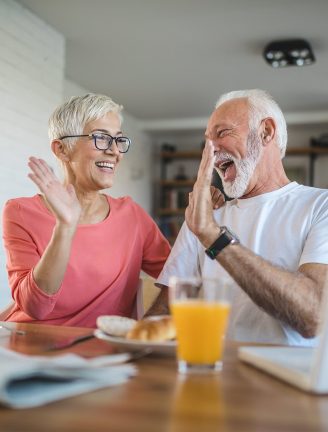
[48,93,123,146]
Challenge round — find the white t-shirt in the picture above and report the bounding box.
[158,182,328,346]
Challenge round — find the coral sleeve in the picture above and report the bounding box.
[2,200,59,319]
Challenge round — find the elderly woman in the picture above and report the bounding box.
[2,94,172,327]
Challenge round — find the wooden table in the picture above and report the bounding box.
[0,322,327,432]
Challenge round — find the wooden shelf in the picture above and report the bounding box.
[158,208,186,216]
[160,179,195,187]
[160,150,202,159]
[286,147,328,155]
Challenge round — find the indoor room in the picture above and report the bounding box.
[0,1,328,430]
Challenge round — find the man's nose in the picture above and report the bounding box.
[207,138,221,152]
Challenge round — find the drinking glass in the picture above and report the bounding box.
[169,277,232,374]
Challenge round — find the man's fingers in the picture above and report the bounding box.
[196,141,215,185]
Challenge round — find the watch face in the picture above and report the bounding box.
[205,248,217,260]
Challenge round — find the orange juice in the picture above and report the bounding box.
[171,300,230,364]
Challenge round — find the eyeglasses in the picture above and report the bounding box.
[59,133,131,153]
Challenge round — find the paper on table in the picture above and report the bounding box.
[0,346,136,409]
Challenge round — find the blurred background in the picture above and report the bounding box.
[1,0,328,307]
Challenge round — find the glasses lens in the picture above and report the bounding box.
[93,134,109,150]
[93,134,130,153]
[116,137,130,153]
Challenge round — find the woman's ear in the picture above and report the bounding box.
[51,140,70,162]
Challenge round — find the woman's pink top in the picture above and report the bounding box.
[2,194,170,327]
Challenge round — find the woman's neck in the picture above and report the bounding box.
[76,191,110,224]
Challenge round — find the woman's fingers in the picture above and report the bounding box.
[28,157,53,177]
[210,186,225,209]
[27,173,44,190]
[28,157,58,187]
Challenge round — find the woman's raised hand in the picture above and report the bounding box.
[28,157,81,227]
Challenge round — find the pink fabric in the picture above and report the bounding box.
[2,195,170,327]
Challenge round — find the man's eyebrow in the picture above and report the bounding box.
[91,128,123,135]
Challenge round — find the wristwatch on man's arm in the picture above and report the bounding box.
[205,226,240,260]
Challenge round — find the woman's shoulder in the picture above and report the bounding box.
[5,195,40,210]
[4,195,48,220]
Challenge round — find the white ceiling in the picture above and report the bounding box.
[18,0,328,122]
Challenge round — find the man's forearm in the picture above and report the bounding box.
[144,286,169,317]
[217,244,326,338]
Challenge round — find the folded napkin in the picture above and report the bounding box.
[0,346,136,409]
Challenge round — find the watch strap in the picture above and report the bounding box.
[205,226,239,259]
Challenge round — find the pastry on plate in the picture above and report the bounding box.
[126,315,176,342]
[97,315,137,337]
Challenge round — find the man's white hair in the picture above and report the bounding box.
[215,89,288,158]
[48,93,123,145]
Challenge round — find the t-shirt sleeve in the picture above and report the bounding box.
[156,221,201,287]
[2,200,59,319]
[299,198,328,266]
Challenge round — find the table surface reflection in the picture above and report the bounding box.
[0,321,327,432]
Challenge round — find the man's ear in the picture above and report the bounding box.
[260,117,276,146]
[51,140,70,162]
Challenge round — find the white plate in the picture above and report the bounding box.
[94,329,176,356]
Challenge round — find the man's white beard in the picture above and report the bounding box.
[217,131,263,199]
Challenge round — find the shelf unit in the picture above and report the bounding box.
[156,146,328,242]
[285,147,328,185]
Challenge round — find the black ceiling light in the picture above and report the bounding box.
[263,39,315,68]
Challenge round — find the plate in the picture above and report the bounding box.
[94,329,176,356]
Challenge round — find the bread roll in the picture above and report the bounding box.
[97,315,137,337]
[126,315,176,342]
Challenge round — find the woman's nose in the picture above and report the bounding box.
[105,141,120,155]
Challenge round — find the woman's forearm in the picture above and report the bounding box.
[32,223,77,295]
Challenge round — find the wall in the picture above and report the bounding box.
[0,0,65,308]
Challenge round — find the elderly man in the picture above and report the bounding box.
[158,89,328,346]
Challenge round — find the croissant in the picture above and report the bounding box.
[126,315,176,342]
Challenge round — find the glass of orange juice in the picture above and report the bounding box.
[169,277,232,374]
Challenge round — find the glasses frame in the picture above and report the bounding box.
[59,133,131,153]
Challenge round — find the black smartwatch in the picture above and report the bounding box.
[205,226,240,259]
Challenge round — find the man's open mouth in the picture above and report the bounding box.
[217,159,234,175]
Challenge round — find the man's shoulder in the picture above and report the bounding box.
[291,184,328,203]
[279,184,328,224]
